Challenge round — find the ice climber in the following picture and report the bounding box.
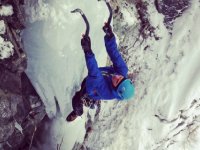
[66,23,135,122]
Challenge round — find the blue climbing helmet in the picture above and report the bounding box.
[116,78,135,100]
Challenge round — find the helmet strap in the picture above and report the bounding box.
[115,77,127,90]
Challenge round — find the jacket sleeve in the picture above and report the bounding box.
[84,52,104,98]
[104,35,128,77]
[85,52,103,80]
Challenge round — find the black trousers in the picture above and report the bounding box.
[72,79,86,116]
[72,78,101,116]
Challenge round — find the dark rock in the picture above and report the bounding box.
[0,68,21,94]
[6,128,24,149]
[0,122,15,143]
[0,72,46,149]
[0,92,15,143]
[21,72,38,96]
[0,1,46,149]
[154,0,190,30]
[0,92,13,124]
[11,94,28,124]
[133,1,159,40]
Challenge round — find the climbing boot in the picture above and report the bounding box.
[66,111,78,122]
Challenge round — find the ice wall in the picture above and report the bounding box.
[22,0,108,118]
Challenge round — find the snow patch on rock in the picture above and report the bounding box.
[0,20,6,34]
[0,36,14,59]
[0,5,13,16]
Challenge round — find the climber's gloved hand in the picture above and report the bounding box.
[81,35,92,55]
[103,22,114,39]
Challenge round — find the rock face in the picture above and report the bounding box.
[0,93,15,143]
[0,1,46,149]
[79,0,193,149]
[155,0,190,30]
[108,0,191,81]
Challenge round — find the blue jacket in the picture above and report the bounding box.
[85,35,128,100]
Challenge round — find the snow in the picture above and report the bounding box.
[14,121,23,134]
[22,0,200,149]
[0,20,6,34]
[120,5,137,26]
[0,36,14,59]
[0,10,14,60]
[0,5,13,16]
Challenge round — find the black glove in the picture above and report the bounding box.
[81,35,92,54]
[103,23,114,39]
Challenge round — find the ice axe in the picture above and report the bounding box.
[98,0,113,25]
[71,8,90,37]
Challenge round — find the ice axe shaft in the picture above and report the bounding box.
[98,0,112,25]
[71,8,90,37]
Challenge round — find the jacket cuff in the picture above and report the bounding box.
[84,50,94,57]
[104,33,114,41]
[104,34,115,43]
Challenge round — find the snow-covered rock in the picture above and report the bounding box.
[0,20,6,34]
[0,36,14,59]
[0,5,13,16]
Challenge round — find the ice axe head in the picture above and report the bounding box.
[97,0,112,25]
[71,8,83,15]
